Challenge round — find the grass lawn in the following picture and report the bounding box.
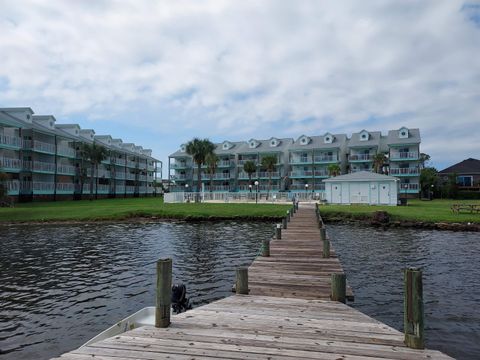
[0,197,291,223]
[319,199,480,223]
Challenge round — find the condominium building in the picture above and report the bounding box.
[168,128,421,195]
[0,107,160,201]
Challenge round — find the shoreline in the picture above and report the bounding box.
[321,212,480,232]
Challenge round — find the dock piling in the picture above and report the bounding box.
[323,237,330,258]
[282,216,288,229]
[331,273,346,303]
[320,227,326,241]
[155,258,172,328]
[236,268,249,295]
[275,224,282,239]
[404,268,424,349]
[287,210,291,222]
[261,239,270,257]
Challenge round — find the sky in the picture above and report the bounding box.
[1,0,479,175]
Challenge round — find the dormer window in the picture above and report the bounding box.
[248,139,258,148]
[75,130,79,135]
[359,130,369,141]
[324,133,334,144]
[49,121,53,127]
[399,127,409,139]
[223,143,229,150]
[26,114,31,120]
[299,135,310,145]
[180,144,186,152]
[270,138,279,147]
[222,141,233,150]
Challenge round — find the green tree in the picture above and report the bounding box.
[445,173,459,199]
[327,164,341,177]
[186,138,215,201]
[419,153,431,169]
[0,172,8,199]
[261,154,277,200]
[243,160,257,188]
[420,167,438,199]
[82,143,109,200]
[373,153,387,174]
[205,152,219,192]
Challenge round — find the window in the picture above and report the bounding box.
[457,176,473,187]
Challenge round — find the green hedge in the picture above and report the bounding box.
[457,191,480,200]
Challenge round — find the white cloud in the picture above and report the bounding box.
[0,0,479,168]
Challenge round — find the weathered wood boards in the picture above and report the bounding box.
[53,295,452,360]
[249,205,353,301]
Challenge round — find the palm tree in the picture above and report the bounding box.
[82,143,108,200]
[205,152,219,192]
[243,160,257,189]
[327,164,341,177]
[373,153,387,174]
[261,154,277,200]
[186,138,215,201]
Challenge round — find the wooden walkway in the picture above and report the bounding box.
[53,204,453,360]
[248,204,353,300]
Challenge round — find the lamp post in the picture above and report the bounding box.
[254,180,259,204]
[430,184,434,200]
[403,183,408,205]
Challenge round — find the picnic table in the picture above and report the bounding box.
[451,203,480,214]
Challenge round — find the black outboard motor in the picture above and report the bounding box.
[171,284,192,314]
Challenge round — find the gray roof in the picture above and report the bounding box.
[323,171,399,182]
[236,137,294,154]
[289,134,347,151]
[348,130,383,148]
[386,128,421,145]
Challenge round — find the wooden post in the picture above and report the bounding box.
[261,239,270,257]
[404,268,424,349]
[331,273,346,303]
[282,216,288,229]
[320,227,326,241]
[155,258,172,328]
[275,224,282,239]
[287,210,291,222]
[323,238,330,258]
[236,268,249,295]
[291,206,295,216]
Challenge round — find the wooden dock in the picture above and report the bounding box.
[53,204,453,360]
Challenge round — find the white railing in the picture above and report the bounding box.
[32,161,56,173]
[201,173,231,180]
[400,183,419,190]
[0,157,22,170]
[350,154,373,161]
[126,173,136,180]
[164,191,305,203]
[314,155,337,162]
[258,171,280,178]
[127,161,137,168]
[97,170,111,178]
[57,146,76,157]
[32,182,55,192]
[115,172,126,180]
[115,186,125,193]
[290,157,310,164]
[57,164,76,175]
[350,168,372,173]
[25,140,56,154]
[147,164,155,171]
[115,158,126,166]
[126,186,135,193]
[138,175,147,181]
[171,162,191,169]
[0,134,22,148]
[289,170,329,177]
[6,180,20,193]
[171,174,188,180]
[390,168,420,175]
[238,185,280,191]
[138,186,147,193]
[391,151,419,160]
[97,184,110,193]
[237,159,258,166]
[290,183,326,191]
[56,183,75,192]
[204,185,231,192]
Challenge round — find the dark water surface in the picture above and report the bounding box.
[328,224,480,360]
[0,221,272,360]
[1,221,479,360]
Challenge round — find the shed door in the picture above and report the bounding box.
[331,183,342,203]
[379,183,390,204]
[350,183,369,203]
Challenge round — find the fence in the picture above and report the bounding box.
[164,191,325,203]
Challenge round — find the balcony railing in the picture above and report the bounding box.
[238,185,280,191]
[390,151,419,160]
[0,157,22,170]
[115,158,126,166]
[138,175,147,181]
[115,172,126,180]
[238,172,255,179]
[115,186,125,193]
[350,168,372,173]
[204,185,231,192]
[56,183,75,192]
[126,186,135,193]
[57,164,76,175]
[289,170,329,177]
[290,157,310,164]
[6,180,20,194]
[147,164,155,170]
[138,186,147,193]
[389,168,420,175]
[24,140,56,154]
[349,154,373,161]
[200,173,231,180]
[126,161,137,168]
[32,182,55,192]
[23,160,56,173]
[57,146,76,157]
[290,183,325,191]
[237,159,258,166]
[400,183,419,190]
[126,173,136,180]
[0,134,22,148]
[171,162,191,169]
[258,171,280,178]
[171,174,188,180]
[314,155,337,162]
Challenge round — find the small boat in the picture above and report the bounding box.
[82,307,156,347]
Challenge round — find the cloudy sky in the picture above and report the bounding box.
[1,0,479,172]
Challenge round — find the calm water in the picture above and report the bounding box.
[0,221,479,360]
[0,221,273,360]
[328,224,480,360]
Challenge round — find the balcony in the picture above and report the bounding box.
[147,164,155,171]
[349,154,373,162]
[290,183,326,191]
[237,159,258,166]
[258,171,280,178]
[200,173,232,180]
[399,183,420,193]
[0,157,22,172]
[289,170,329,178]
[115,158,126,166]
[115,186,125,194]
[238,171,255,179]
[115,172,126,180]
[57,164,76,175]
[171,162,191,169]
[126,186,135,193]
[5,180,20,195]
[32,182,55,194]
[314,155,337,163]
[24,140,56,154]
[390,151,419,161]
[290,157,310,164]
[126,160,137,168]
[0,134,22,149]
[138,186,147,193]
[204,185,231,192]
[56,182,75,193]
[238,185,280,192]
[57,146,76,158]
[389,168,420,176]
[126,173,136,180]
[171,174,188,181]
[138,175,147,181]
[23,160,56,173]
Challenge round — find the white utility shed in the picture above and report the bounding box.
[323,171,399,206]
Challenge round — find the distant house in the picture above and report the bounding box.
[439,158,480,190]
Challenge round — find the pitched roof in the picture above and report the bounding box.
[289,134,347,151]
[323,171,399,182]
[439,158,480,175]
[386,128,421,145]
[236,137,294,154]
[348,131,383,148]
